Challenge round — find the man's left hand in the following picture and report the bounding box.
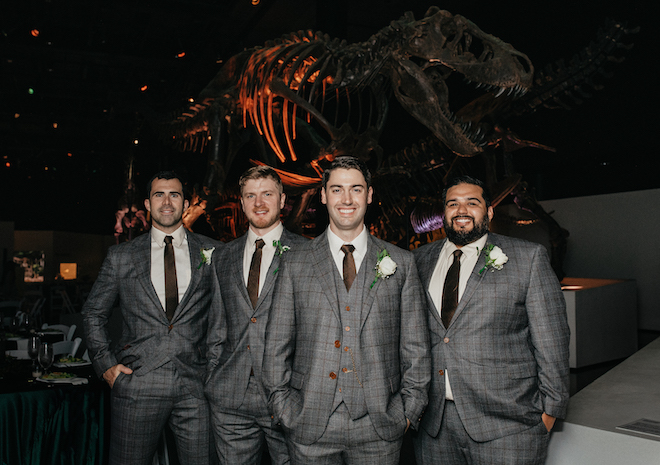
[542,412,556,432]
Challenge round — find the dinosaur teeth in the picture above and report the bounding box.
[495,87,506,98]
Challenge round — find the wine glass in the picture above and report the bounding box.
[38,342,54,375]
[22,313,31,332]
[28,336,41,377]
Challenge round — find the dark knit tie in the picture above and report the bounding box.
[441,249,462,328]
[164,236,178,322]
[341,244,357,291]
[247,239,265,308]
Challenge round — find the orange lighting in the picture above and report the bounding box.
[52,122,58,129]
[188,97,195,103]
[251,0,260,4]
[14,113,20,118]
[133,139,139,145]
[177,51,186,58]
[31,29,40,37]
[140,85,148,92]
[67,152,73,157]
[5,162,10,168]
[59,263,77,280]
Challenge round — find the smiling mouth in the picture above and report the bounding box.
[452,216,474,226]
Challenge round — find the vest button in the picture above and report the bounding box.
[335,340,341,348]
[251,317,257,323]
[438,370,444,375]
[345,306,350,311]
[345,326,350,332]
[342,367,348,373]
[329,372,337,379]
[444,337,449,343]
[344,347,349,352]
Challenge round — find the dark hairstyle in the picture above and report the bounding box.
[441,175,492,208]
[238,165,283,195]
[321,156,372,189]
[146,171,186,199]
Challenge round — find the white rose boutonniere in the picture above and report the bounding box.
[478,244,508,274]
[197,247,216,269]
[370,249,397,289]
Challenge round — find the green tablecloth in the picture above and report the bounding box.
[0,365,107,465]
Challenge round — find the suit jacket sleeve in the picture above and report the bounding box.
[262,256,296,423]
[205,246,227,383]
[82,245,121,378]
[526,245,570,419]
[398,253,432,429]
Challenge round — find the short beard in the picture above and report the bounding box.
[444,215,490,246]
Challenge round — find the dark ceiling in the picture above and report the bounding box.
[0,0,655,235]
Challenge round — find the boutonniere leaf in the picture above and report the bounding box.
[478,244,508,275]
[272,240,291,275]
[370,249,397,289]
[197,247,216,269]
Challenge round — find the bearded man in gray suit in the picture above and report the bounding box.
[263,156,431,465]
[82,171,222,465]
[412,175,570,465]
[205,166,307,464]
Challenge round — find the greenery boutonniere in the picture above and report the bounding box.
[478,244,508,274]
[197,247,216,269]
[272,240,291,275]
[370,249,397,289]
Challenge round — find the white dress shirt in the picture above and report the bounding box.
[242,222,284,297]
[150,225,192,312]
[429,233,488,400]
[327,226,369,278]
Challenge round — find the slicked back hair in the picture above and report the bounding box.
[321,156,372,190]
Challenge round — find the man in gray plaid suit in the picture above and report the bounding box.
[82,171,222,465]
[205,166,307,464]
[412,175,570,465]
[263,156,431,464]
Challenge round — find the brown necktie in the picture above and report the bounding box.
[164,236,178,322]
[247,239,265,308]
[441,249,462,328]
[341,244,356,291]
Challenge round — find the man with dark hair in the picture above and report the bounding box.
[264,156,430,464]
[83,170,222,465]
[205,165,307,464]
[413,175,570,465]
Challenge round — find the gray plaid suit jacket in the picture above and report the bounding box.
[413,233,570,442]
[263,230,431,445]
[82,230,222,399]
[205,228,308,407]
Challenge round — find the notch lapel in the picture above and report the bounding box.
[228,236,253,314]
[418,239,446,328]
[133,234,166,316]
[310,232,341,321]
[359,237,380,329]
[172,232,204,321]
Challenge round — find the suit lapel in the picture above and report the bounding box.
[311,232,341,321]
[419,239,445,328]
[229,235,253,315]
[447,236,493,328]
[359,236,380,329]
[173,231,204,320]
[257,229,293,310]
[134,234,164,314]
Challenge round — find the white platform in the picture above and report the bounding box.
[547,337,660,464]
[561,277,637,368]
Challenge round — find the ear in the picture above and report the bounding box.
[320,188,327,205]
[183,199,190,211]
[144,198,151,212]
[487,205,494,221]
[279,192,286,209]
[367,186,373,205]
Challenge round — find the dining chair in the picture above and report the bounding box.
[52,337,82,358]
[41,323,76,341]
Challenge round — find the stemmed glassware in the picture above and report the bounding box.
[38,342,54,375]
[28,335,42,377]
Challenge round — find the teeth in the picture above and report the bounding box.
[495,87,506,98]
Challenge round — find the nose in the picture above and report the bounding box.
[340,191,352,204]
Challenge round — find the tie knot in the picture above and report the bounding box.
[341,244,355,255]
[453,249,462,260]
[255,238,265,249]
[164,236,173,245]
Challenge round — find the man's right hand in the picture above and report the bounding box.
[103,364,133,388]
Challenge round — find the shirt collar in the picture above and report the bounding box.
[326,225,369,254]
[246,222,284,248]
[443,233,489,260]
[151,224,187,248]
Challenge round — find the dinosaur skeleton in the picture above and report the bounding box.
[167,8,636,277]
[170,6,533,225]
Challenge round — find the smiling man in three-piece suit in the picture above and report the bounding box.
[205,166,307,464]
[263,156,431,465]
[412,175,570,465]
[82,171,222,465]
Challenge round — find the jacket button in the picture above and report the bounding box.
[444,337,449,343]
[329,372,337,379]
[342,367,348,373]
[251,317,257,323]
[345,326,350,332]
[335,340,341,348]
[344,346,349,352]
[345,306,350,312]
[438,370,444,375]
